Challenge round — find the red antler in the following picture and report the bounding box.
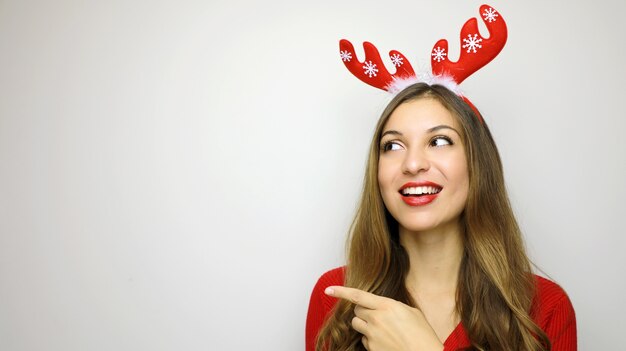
[339,39,415,92]
[431,4,507,84]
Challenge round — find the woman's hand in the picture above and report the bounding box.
[325,286,444,351]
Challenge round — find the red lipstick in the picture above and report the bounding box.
[399,181,443,207]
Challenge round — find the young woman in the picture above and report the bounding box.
[305,83,577,351]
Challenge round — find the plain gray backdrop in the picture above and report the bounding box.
[1,0,625,350]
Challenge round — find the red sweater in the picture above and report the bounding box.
[306,267,576,351]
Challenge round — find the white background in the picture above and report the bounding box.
[1,0,624,350]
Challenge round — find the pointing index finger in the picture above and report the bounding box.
[324,286,381,309]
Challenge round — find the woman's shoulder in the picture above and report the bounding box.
[309,266,346,307]
[306,267,346,351]
[532,275,577,346]
[308,266,346,308]
[314,266,346,286]
[533,274,573,310]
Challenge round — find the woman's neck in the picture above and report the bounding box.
[400,223,464,295]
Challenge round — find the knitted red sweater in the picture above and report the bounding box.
[306,267,576,351]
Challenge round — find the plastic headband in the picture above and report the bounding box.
[338,4,507,120]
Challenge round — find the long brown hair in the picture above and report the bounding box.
[316,83,551,351]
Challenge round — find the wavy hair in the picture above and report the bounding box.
[316,83,550,351]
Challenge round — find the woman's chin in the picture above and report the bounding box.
[397,218,461,236]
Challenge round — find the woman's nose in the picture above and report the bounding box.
[401,148,430,175]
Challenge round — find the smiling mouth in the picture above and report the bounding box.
[399,186,442,197]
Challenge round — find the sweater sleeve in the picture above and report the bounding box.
[544,293,577,351]
[535,276,577,351]
[305,267,345,351]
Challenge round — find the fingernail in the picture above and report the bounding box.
[324,287,334,295]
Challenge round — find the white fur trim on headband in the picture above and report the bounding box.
[386,73,464,96]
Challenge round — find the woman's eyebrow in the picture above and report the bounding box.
[427,124,460,135]
[382,125,460,137]
[381,130,402,138]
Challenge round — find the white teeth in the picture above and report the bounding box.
[401,186,441,195]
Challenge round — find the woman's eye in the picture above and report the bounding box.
[431,136,452,147]
[382,141,402,151]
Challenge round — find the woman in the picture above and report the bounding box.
[305,83,577,351]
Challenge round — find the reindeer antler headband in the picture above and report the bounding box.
[339,4,507,118]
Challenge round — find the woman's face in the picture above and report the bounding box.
[377,98,469,234]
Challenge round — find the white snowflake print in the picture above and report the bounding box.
[482,7,498,23]
[462,34,483,53]
[431,47,447,62]
[340,50,352,62]
[363,61,378,78]
[390,53,404,67]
